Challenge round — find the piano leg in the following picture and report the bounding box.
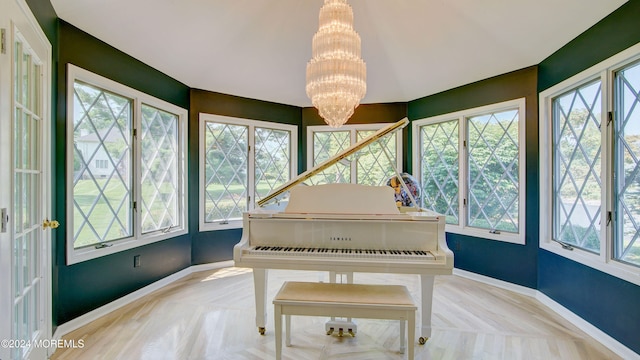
[253,268,268,335]
[419,274,435,344]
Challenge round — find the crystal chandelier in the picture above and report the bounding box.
[306,0,366,128]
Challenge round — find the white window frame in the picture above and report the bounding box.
[306,123,404,184]
[539,42,640,286]
[412,98,527,244]
[66,64,189,264]
[199,113,298,231]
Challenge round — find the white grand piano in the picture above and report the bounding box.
[233,118,453,344]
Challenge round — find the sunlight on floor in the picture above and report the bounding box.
[200,267,252,282]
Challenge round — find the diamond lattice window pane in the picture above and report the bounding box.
[552,80,602,252]
[140,104,180,234]
[420,120,459,224]
[72,81,132,249]
[614,61,640,266]
[468,109,520,233]
[310,131,350,185]
[204,122,248,222]
[255,128,291,201]
[356,130,397,186]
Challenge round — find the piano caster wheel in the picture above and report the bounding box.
[258,327,266,335]
[419,336,428,345]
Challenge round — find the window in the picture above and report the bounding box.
[306,123,403,186]
[66,65,188,264]
[199,114,297,230]
[95,159,108,169]
[412,98,526,244]
[539,42,640,285]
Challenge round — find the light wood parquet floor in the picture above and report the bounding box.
[51,267,621,360]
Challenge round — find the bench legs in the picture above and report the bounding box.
[285,314,291,346]
[274,304,282,360]
[407,311,415,360]
[274,309,414,360]
[400,319,405,354]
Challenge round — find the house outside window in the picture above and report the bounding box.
[66,64,188,264]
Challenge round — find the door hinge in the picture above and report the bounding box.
[133,201,137,211]
[1,29,6,54]
[1,208,7,233]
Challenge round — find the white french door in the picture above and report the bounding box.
[0,0,52,359]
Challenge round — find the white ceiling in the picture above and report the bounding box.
[50,0,627,107]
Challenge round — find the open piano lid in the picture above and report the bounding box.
[257,117,410,210]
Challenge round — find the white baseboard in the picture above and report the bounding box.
[52,260,233,340]
[453,268,639,360]
[453,268,538,297]
[535,292,640,360]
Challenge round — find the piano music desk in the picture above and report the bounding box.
[273,281,417,360]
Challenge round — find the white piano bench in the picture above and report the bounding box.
[273,281,417,360]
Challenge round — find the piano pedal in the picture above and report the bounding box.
[325,320,357,337]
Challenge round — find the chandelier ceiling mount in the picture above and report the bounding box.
[306,0,367,128]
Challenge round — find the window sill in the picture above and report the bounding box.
[446,225,525,245]
[198,220,242,232]
[66,228,188,265]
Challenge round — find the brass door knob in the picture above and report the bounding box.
[43,219,60,229]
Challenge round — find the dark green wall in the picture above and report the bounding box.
[408,66,539,288]
[53,21,192,325]
[537,0,640,354]
[538,0,640,93]
[189,89,302,264]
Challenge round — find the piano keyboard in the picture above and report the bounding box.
[245,246,436,260]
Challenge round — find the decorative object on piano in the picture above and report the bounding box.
[387,173,421,208]
[306,0,367,128]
